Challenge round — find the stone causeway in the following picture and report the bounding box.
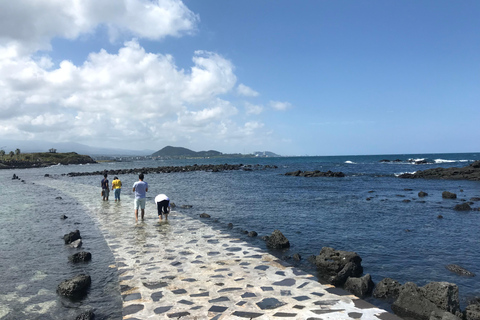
[40,180,402,319]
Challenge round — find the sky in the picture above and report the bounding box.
[0,1,478,156]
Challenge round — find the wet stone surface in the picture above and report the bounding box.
[44,180,402,320]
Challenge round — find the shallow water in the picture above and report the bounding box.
[1,153,479,317]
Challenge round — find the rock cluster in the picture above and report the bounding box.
[285,170,345,177]
[67,163,277,177]
[398,160,480,181]
[264,230,290,249]
[313,247,363,286]
[57,274,91,298]
[63,230,81,244]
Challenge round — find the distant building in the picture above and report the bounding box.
[49,148,57,153]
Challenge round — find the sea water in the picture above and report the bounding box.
[1,152,479,318]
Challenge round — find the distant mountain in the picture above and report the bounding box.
[152,146,222,158]
[0,139,154,156]
[253,151,281,157]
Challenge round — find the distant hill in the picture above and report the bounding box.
[152,146,223,158]
[0,139,154,156]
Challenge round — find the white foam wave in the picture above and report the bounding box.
[345,161,356,164]
[434,159,470,164]
[394,171,417,177]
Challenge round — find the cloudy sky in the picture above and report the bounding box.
[0,1,478,156]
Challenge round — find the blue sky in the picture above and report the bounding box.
[0,1,478,156]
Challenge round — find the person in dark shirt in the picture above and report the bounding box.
[101,173,109,201]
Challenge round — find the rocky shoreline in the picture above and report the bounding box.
[66,163,278,177]
[0,153,96,169]
[399,160,480,181]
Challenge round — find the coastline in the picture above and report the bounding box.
[37,178,400,320]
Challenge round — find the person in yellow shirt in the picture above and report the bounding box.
[111,176,122,202]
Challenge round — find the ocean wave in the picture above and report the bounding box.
[394,171,416,177]
[345,161,356,164]
[434,159,471,164]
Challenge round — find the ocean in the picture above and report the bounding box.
[1,152,479,319]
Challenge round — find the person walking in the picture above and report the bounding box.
[111,176,122,201]
[101,173,109,201]
[154,194,170,220]
[132,173,148,221]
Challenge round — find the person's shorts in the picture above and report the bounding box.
[157,200,170,215]
[102,188,109,197]
[134,198,146,210]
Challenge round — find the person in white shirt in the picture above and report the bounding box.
[155,194,170,220]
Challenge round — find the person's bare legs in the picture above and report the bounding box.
[135,209,138,221]
[141,209,145,220]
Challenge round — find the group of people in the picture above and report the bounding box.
[101,173,170,221]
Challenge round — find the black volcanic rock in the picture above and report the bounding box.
[64,230,81,244]
[57,274,91,298]
[266,230,290,249]
[285,170,345,178]
[399,160,480,181]
[314,247,363,286]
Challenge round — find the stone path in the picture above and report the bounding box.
[39,179,402,320]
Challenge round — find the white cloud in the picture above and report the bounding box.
[237,83,259,97]
[0,40,269,149]
[269,100,292,111]
[0,0,199,54]
[245,102,263,115]
[0,0,282,152]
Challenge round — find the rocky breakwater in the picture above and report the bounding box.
[67,163,277,177]
[309,246,480,319]
[285,170,345,177]
[399,160,480,181]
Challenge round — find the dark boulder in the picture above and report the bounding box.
[418,191,429,197]
[181,205,193,209]
[64,230,81,244]
[293,253,301,261]
[60,214,68,219]
[57,274,91,299]
[445,264,475,277]
[314,247,363,286]
[248,231,258,237]
[266,230,290,249]
[423,282,461,316]
[344,274,374,298]
[227,223,233,229]
[454,203,472,211]
[199,213,210,218]
[69,251,92,263]
[442,191,457,199]
[373,277,402,300]
[465,299,480,320]
[391,281,461,320]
